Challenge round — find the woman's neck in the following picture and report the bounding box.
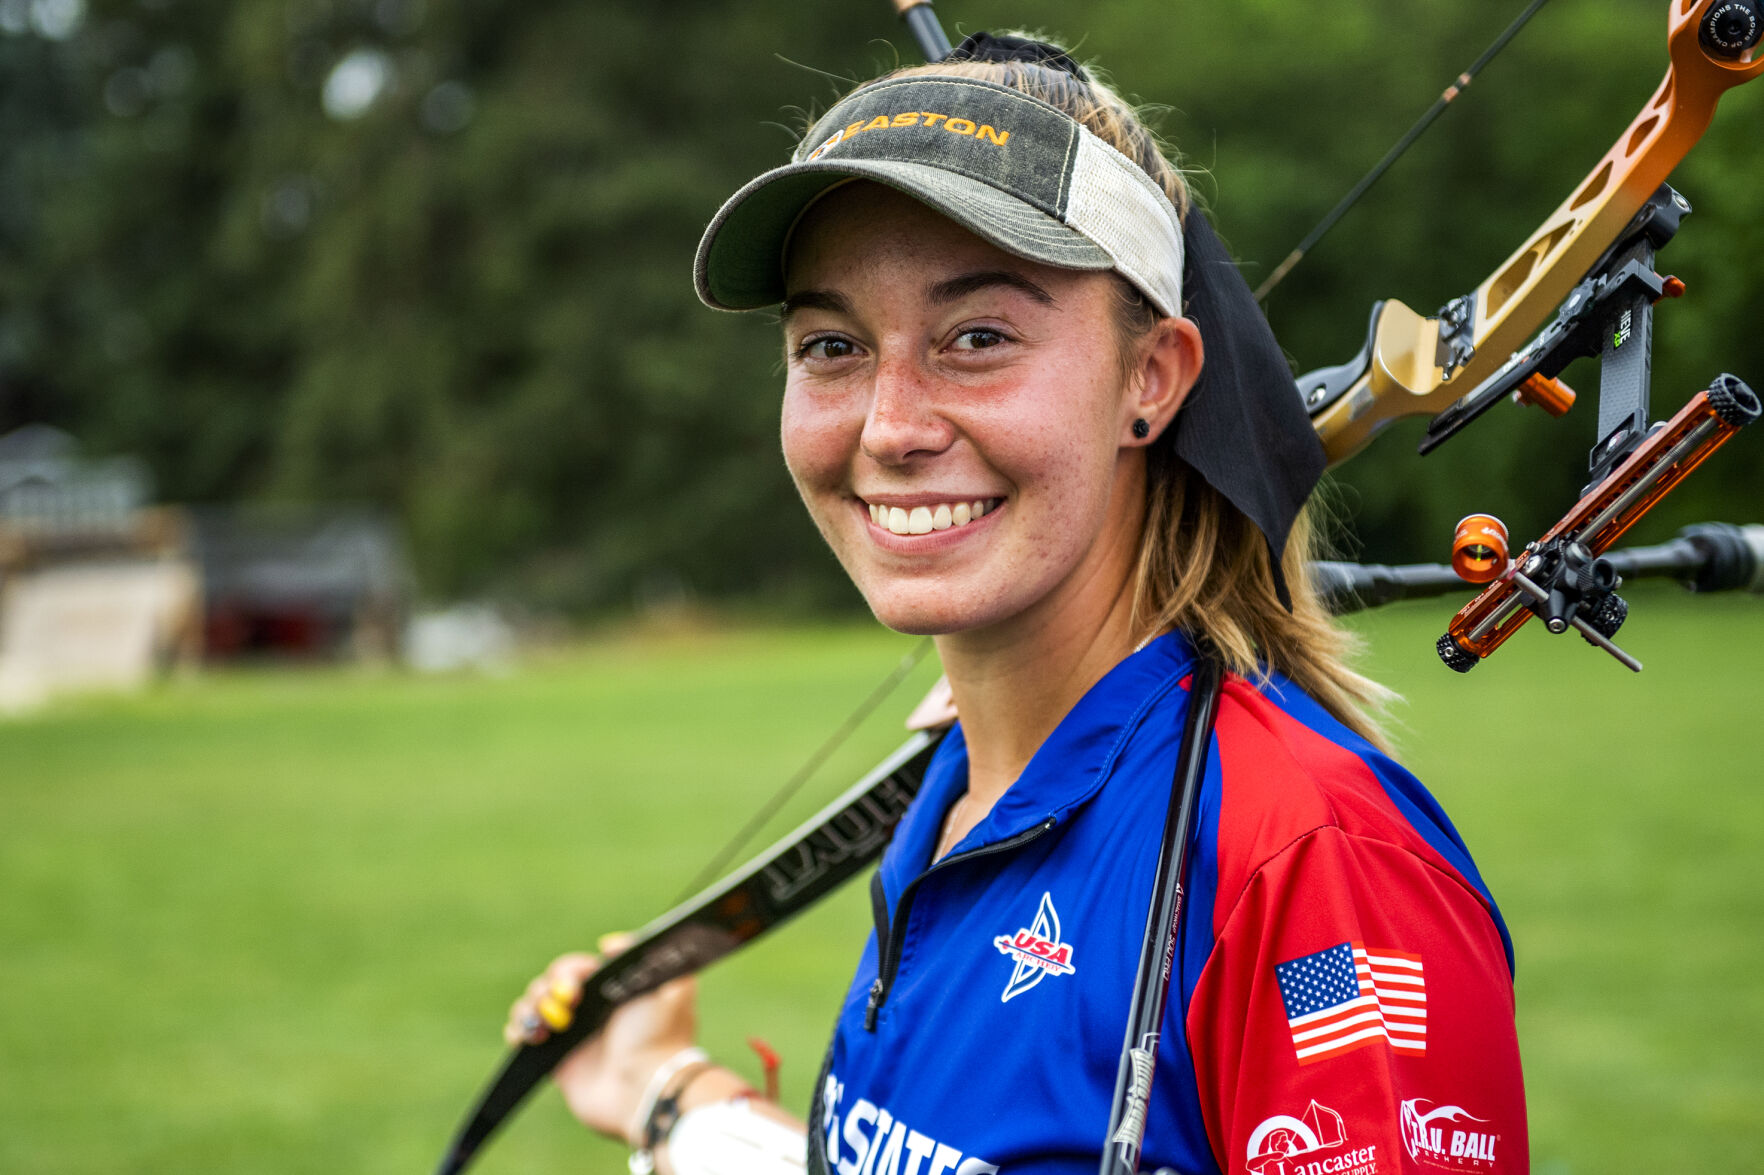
[934,521,1146,811]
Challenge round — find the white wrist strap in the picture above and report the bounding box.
[627,1046,708,1155]
[668,1101,806,1175]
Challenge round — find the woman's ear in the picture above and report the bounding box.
[1124,316,1204,446]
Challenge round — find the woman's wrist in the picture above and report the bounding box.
[666,1065,755,1115]
[627,1055,759,1175]
[623,1046,709,1147]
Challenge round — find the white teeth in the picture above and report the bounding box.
[867,498,996,534]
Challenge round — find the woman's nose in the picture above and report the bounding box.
[861,353,954,465]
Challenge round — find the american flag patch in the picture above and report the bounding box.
[1274,941,1426,1064]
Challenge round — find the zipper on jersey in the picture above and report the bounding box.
[864,817,1057,1031]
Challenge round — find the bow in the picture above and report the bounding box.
[1301,1,1764,464]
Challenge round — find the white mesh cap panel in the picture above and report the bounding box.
[1065,129,1184,316]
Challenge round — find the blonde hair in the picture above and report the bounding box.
[829,51,1394,748]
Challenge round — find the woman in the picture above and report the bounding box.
[507,34,1526,1175]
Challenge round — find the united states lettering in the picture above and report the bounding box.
[1274,941,1426,1064]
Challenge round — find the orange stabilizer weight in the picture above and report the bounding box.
[1515,373,1576,417]
[1443,376,1759,664]
[1451,515,1510,584]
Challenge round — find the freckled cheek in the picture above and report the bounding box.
[987,416,1112,510]
[780,391,859,501]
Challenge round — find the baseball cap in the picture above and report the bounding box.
[694,73,1185,318]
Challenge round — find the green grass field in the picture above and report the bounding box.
[3,588,1761,1173]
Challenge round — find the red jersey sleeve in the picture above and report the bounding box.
[1186,824,1527,1175]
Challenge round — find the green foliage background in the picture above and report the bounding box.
[2,0,1761,608]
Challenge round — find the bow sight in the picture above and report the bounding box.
[1414,183,1761,671]
[1411,177,1763,671]
[1435,369,1759,672]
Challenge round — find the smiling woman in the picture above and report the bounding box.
[779,183,1201,647]
[503,32,1529,1175]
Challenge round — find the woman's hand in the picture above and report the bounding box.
[504,936,698,1143]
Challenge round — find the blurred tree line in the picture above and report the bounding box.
[2,0,1759,611]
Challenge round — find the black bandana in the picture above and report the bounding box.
[1175,206,1325,608]
[947,31,1093,81]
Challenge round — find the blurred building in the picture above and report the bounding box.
[0,424,200,710]
[189,505,409,661]
[0,425,411,710]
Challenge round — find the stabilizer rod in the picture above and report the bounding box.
[1315,522,1764,615]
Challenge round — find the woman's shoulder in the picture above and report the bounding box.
[1100,661,1411,837]
[1200,671,1509,946]
[1212,671,1410,842]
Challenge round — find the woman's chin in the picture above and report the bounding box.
[864,591,1011,638]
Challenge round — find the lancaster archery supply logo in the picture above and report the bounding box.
[1244,1099,1379,1175]
[1274,941,1427,1064]
[1399,1099,1499,1169]
[991,891,1076,1002]
[806,111,1014,160]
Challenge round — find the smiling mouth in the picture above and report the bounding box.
[864,498,1001,536]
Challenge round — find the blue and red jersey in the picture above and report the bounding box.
[811,631,1525,1175]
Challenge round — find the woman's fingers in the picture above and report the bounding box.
[537,985,573,1031]
[495,933,706,1136]
[505,951,600,1045]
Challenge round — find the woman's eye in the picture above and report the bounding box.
[797,336,858,361]
[951,328,1008,351]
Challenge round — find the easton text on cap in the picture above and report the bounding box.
[694,75,1184,317]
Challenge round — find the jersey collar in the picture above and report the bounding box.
[890,630,1198,882]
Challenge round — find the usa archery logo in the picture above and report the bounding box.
[992,891,1076,1002]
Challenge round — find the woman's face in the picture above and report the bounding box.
[780,182,1196,638]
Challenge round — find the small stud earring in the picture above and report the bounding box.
[1131,418,1150,439]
